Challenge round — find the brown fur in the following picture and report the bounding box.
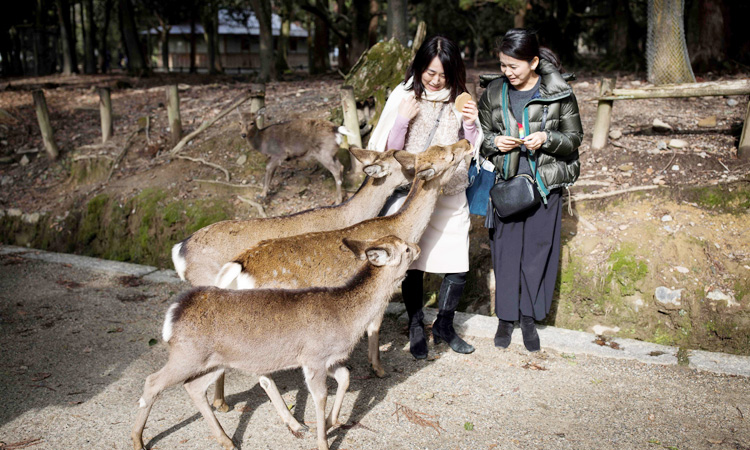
[131,236,419,450]
[174,148,412,287]
[239,109,350,203]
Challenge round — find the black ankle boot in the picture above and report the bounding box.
[432,276,475,354]
[494,319,514,348]
[403,270,427,359]
[520,315,540,352]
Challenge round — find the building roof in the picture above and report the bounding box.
[146,10,308,37]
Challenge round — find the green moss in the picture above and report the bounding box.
[684,184,750,214]
[78,194,109,245]
[605,244,648,296]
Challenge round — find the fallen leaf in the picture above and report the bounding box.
[31,373,51,382]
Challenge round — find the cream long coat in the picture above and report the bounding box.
[369,82,483,273]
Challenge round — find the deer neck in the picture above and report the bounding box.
[342,174,407,217]
[386,178,442,242]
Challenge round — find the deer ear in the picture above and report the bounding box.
[364,164,385,178]
[341,238,368,260]
[349,147,377,165]
[393,150,416,171]
[365,247,391,266]
[415,168,436,180]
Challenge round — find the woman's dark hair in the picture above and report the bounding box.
[496,28,564,73]
[405,35,467,102]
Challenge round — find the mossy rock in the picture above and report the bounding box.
[69,154,113,185]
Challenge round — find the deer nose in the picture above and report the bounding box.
[240,133,247,139]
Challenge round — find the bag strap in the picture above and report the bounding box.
[422,102,447,152]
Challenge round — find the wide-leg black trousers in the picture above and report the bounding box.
[489,189,562,322]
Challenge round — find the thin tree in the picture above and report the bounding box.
[98,0,112,72]
[386,0,408,45]
[118,0,148,74]
[248,0,274,81]
[83,0,97,73]
[55,0,77,74]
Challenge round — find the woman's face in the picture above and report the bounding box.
[499,52,539,90]
[421,56,446,92]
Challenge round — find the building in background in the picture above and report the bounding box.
[146,10,309,73]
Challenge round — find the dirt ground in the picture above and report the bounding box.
[1,63,749,355]
[1,253,749,450]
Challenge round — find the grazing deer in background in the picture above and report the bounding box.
[210,141,473,428]
[238,107,355,204]
[131,235,420,450]
[172,148,413,288]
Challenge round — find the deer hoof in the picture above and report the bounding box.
[371,364,389,379]
[213,400,231,413]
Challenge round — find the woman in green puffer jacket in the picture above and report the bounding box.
[478,28,583,352]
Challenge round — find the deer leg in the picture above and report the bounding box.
[261,157,283,199]
[325,365,350,430]
[131,361,199,450]
[367,315,387,378]
[212,372,231,412]
[184,369,237,450]
[315,153,344,204]
[258,375,309,433]
[303,365,330,450]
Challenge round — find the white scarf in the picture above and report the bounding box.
[367,77,483,153]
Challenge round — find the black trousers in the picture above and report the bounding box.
[489,189,562,322]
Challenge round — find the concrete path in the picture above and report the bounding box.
[1,245,748,450]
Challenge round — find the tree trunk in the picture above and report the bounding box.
[310,11,330,74]
[84,0,96,73]
[203,9,218,74]
[249,0,274,82]
[275,2,291,74]
[159,22,170,72]
[514,0,529,28]
[189,8,197,73]
[98,0,112,73]
[689,0,728,72]
[55,0,76,75]
[386,0,408,46]
[166,85,182,146]
[350,0,370,65]
[368,0,379,48]
[99,88,113,142]
[647,0,695,85]
[336,0,350,73]
[119,0,147,75]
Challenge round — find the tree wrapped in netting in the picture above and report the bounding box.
[646,0,695,85]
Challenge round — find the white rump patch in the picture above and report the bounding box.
[162,303,179,342]
[171,242,187,280]
[236,272,256,290]
[215,262,243,289]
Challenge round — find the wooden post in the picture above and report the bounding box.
[739,100,750,160]
[591,77,616,152]
[249,83,265,129]
[32,90,59,160]
[99,87,113,143]
[340,85,365,186]
[166,85,182,146]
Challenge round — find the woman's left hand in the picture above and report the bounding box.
[461,100,478,124]
[523,131,547,151]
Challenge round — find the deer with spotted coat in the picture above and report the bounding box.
[238,107,355,203]
[131,235,419,450]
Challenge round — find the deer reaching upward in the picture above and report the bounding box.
[131,235,420,450]
[238,107,355,203]
[172,148,413,287]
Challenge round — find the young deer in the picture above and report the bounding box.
[172,148,412,287]
[211,141,473,426]
[238,107,355,203]
[131,235,419,450]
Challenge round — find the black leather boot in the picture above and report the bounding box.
[520,315,540,352]
[403,270,427,359]
[494,319,514,348]
[432,276,475,354]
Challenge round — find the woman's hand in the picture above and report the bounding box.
[493,135,523,153]
[523,131,547,151]
[397,93,420,121]
[461,100,478,124]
